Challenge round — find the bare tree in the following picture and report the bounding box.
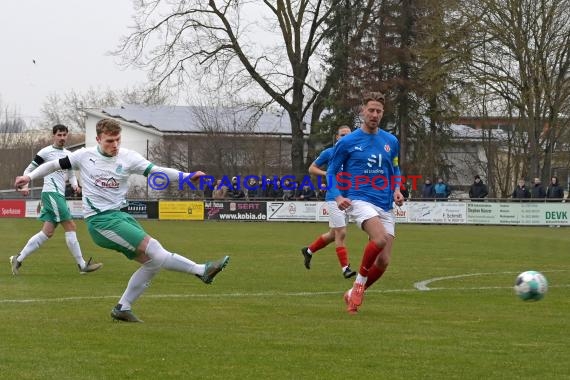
[462,0,570,182]
[0,101,44,190]
[115,0,376,176]
[41,86,169,132]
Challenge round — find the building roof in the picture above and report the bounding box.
[98,105,309,135]
[449,123,509,141]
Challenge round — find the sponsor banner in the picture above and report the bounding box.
[267,201,319,221]
[466,202,570,225]
[204,201,267,221]
[466,202,501,224]
[68,200,83,219]
[126,200,148,219]
[26,200,42,218]
[25,200,83,218]
[392,203,409,223]
[316,202,330,222]
[406,202,467,224]
[0,200,26,218]
[540,203,570,225]
[159,201,204,220]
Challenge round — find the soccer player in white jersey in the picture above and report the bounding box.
[15,118,230,322]
[300,125,356,279]
[10,124,102,275]
[326,92,405,314]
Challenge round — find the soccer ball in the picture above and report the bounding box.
[514,271,548,301]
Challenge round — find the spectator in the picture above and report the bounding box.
[469,175,488,201]
[511,178,531,201]
[421,178,436,200]
[317,183,328,200]
[244,177,259,200]
[229,176,245,199]
[434,177,451,201]
[297,184,316,201]
[546,176,565,202]
[531,177,546,200]
[269,178,284,200]
[261,177,274,199]
[212,179,228,199]
[202,178,214,199]
[282,178,296,200]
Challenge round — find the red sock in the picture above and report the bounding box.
[359,241,382,276]
[335,246,349,268]
[365,263,387,289]
[309,236,328,254]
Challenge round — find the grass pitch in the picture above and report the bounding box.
[1,219,569,379]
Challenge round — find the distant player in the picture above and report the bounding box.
[15,118,229,322]
[300,125,356,279]
[10,124,102,275]
[326,92,404,314]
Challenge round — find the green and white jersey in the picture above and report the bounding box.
[30,145,75,196]
[68,147,153,218]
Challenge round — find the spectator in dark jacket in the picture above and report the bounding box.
[511,178,530,201]
[244,177,259,200]
[282,178,296,200]
[229,176,245,199]
[297,184,316,201]
[546,176,565,201]
[531,177,546,200]
[269,178,284,200]
[469,175,488,201]
[421,178,436,200]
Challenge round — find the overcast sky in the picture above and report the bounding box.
[0,0,147,123]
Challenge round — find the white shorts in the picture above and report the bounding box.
[347,199,395,236]
[326,201,348,228]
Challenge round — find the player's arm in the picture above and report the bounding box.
[308,162,326,177]
[18,154,45,195]
[326,143,351,210]
[15,156,68,190]
[392,142,404,206]
[66,167,81,194]
[309,149,329,182]
[147,165,206,181]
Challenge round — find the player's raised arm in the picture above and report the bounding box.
[14,157,67,190]
[147,165,206,182]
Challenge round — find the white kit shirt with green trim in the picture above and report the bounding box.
[67,147,153,218]
[33,145,76,196]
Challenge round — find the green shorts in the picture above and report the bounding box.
[39,192,72,224]
[86,210,147,259]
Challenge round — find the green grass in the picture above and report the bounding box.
[1,220,569,379]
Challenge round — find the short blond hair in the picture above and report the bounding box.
[96,118,122,136]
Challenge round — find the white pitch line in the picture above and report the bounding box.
[1,270,568,304]
[414,270,569,291]
[0,289,416,304]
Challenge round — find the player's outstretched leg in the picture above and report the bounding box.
[79,257,103,274]
[111,304,144,323]
[9,255,22,275]
[300,247,312,269]
[196,255,230,284]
